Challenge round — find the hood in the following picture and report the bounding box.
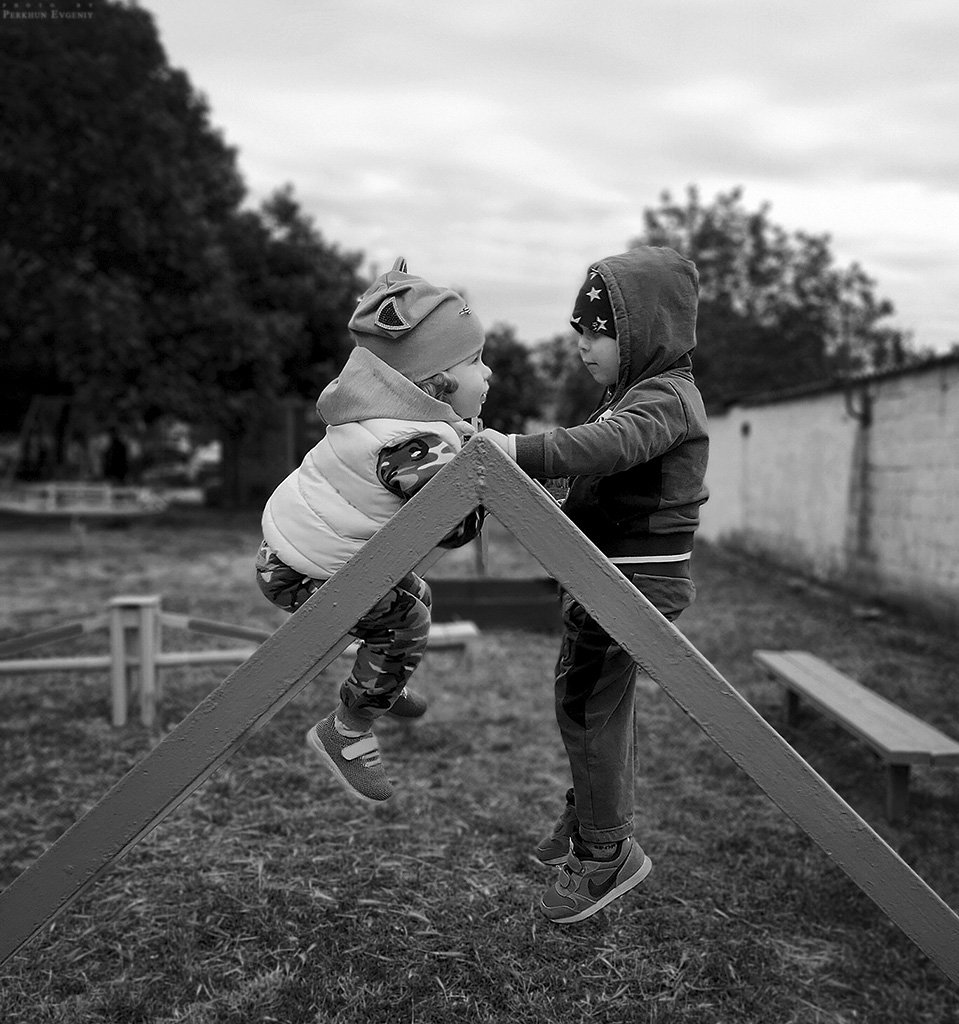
[316,346,464,427]
[594,246,699,403]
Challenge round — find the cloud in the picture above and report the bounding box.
[146,0,959,350]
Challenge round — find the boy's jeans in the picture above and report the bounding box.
[255,541,431,730]
[555,574,690,845]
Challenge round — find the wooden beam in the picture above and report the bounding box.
[3,435,958,986]
[0,447,483,966]
[473,436,959,984]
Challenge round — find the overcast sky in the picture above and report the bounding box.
[145,0,959,352]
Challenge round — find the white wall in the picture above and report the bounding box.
[700,356,959,628]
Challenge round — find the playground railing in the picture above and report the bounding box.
[0,595,478,728]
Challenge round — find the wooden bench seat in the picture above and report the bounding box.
[753,649,959,822]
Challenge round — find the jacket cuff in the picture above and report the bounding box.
[513,433,548,476]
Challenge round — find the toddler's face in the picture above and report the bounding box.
[447,349,492,419]
[577,329,619,386]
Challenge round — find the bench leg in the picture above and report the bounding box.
[886,764,910,823]
[785,689,800,727]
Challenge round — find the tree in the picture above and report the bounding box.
[632,186,917,408]
[0,2,240,427]
[479,323,545,432]
[0,0,363,444]
[531,333,604,427]
[224,186,365,401]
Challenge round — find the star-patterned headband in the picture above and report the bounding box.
[570,267,616,339]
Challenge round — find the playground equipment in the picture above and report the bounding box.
[0,481,168,519]
[0,396,169,520]
[0,595,478,728]
[754,649,959,822]
[429,576,561,631]
[0,437,956,983]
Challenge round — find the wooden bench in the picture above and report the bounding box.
[753,649,959,822]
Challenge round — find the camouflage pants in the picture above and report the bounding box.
[255,541,431,728]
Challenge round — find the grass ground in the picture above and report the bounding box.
[0,509,957,1023]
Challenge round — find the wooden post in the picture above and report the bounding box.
[471,416,488,576]
[886,764,910,823]
[108,596,160,728]
[785,689,800,726]
[108,598,128,727]
[136,598,160,728]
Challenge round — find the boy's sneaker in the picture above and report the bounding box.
[306,715,393,803]
[540,837,652,923]
[534,797,579,865]
[386,687,428,719]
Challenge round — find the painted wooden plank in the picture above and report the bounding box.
[158,615,478,650]
[755,650,959,765]
[0,615,109,658]
[0,654,113,674]
[472,437,959,985]
[160,613,273,645]
[3,436,958,987]
[754,649,927,757]
[0,452,482,967]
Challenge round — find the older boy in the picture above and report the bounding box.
[483,246,708,922]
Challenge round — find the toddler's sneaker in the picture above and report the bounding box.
[306,715,393,803]
[540,837,652,923]
[534,795,579,865]
[387,687,428,719]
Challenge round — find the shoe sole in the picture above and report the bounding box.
[543,854,653,923]
[305,727,390,805]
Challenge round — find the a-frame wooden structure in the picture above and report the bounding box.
[1,438,957,982]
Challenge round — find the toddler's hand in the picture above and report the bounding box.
[479,428,511,453]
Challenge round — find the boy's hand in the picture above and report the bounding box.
[479,428,511,454]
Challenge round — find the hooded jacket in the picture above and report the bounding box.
[513,247,709,583]
[262,347,470,579]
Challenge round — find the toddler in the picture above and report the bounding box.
[256,258,491,803]
[483,246,708,921]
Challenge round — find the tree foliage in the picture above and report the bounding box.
[224,187,364,402]
[530,333,605,427]
[479,323,545,432]
[631,186,917,408]
[0,0,362,438]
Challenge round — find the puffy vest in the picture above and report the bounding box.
[262,416,462,579]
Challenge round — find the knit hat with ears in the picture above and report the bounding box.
[348,257,485,382]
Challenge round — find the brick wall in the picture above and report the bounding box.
[700,355,959,628]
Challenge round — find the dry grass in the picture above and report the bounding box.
[0,509,957,1022]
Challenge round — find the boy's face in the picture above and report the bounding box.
[577,329,619,386]
[447,349,492,419]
